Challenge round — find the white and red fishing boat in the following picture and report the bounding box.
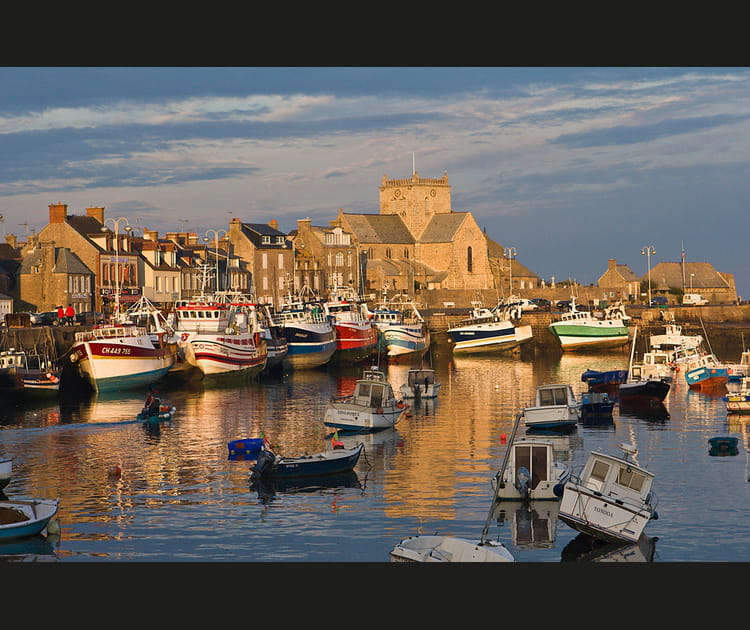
[362,292,429,363]
[173,297,267,378]
[69,322,176,392]
[324,287,378,364]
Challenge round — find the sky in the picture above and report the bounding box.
[1,67,749,298]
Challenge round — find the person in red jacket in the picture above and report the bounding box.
[56,305,65,325]
[65,304,75,325]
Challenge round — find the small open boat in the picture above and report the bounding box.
[390,535,514,562]
[580,391,614,418]
[250,443,364,479]
[400,368,441,399]
[581,368,629,394]
[0,498,59,541]
[136,403,176,423]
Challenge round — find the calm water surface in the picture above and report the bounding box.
[1,342,748,563]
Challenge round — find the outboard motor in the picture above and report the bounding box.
[516,466,531,500]
[251,449,276,478]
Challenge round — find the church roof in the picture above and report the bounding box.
[344,214,414,244]
[647,261,731,290]
[419,213,468,243]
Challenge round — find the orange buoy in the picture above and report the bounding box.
[500,434,507,444]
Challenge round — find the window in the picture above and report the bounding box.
[386,247,392,259]
[591,460,610,482]
[617,466,646,492]
[262,253,268,269]
[278,253,284,270]
[262,235,270,244]
[335,252,343,267]
[467,246,473,272]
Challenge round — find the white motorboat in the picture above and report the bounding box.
[323,368,409,431]
[491,437,569,501]
[399,368,441,399]
[558,443,659,545]
[523,383,581,430]
[390,535,514,562]
[446,301,532,354]
[362,293,429,363]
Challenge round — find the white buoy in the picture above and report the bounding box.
[46,519,60,535]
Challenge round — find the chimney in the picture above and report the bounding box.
[608,259,617,270]
[86,206,105,224]
[268,219,279,230]
[49,203,68,224]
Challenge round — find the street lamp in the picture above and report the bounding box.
[204,229,227,292]
[641,245,656,305]
[102,217,132,318]
[690,273,695,292]
[503,247,517,296]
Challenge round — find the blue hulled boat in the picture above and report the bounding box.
[250,442,364,479]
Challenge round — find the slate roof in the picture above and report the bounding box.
[240,222,291,248]
[19,247,92,275]
[419,213,468,243]
[343,214,414,244]
[646,261,731,290]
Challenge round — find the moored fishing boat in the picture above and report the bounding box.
[363,293,429,363]
[684,353,729,391]
[389,535,514,562]
[558,443,659,544]
[548,299,630,352]
[249,442,364,480]
[270,288,336,369]
[323,288,378,364]
[580,368,629,394]
[446,301,533,354]
[68,322,176,392]
[0,348,61,396]
[323,367,409,431]
[173,298,268,378]
[725,349,750,383]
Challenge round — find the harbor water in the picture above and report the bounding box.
[1,341,748,563]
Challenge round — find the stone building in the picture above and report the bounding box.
[646,261,737,304]
[228,218,294,305]
[17,239,94,314]
[597,259,641,303]
[335,171,498,296]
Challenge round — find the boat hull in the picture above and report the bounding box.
[250,443,364,479]
[0,499,59,541]
[331,322,378,363]
[390,536,514,562]
[618,379,670,404]
[558,485,652,545]
[181,334,268,376]
[448,323,533,353]
[548,321,629,352]
[378,326,429,362]
[686,366,729,390]
[323,402,408,431]
[282,324,336,369]
[0,458,11,491]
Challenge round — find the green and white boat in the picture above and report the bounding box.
[548,298,630,352]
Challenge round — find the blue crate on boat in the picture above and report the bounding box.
[228,438,264,455]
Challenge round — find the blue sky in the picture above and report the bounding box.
[1,67,749,298]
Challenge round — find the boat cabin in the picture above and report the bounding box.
[536,384,576,408]
[354,369,396,408]
[579,449,654,506]
[509,439,555,494]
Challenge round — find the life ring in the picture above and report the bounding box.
[397,402,404,408]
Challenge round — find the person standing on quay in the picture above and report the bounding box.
[56,305,65,326]
[65,304,75,325]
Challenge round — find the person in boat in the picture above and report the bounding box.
[143,384,161,415]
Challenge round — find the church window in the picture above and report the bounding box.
[386,248,392,259]
[467,246,473,272]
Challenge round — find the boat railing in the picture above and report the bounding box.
[567,470,656,513]
[74,325,148,342]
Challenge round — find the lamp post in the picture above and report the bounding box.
[503,247,517,296]
[204,229,227,293]
[641,245,656,305]
[690,273,695,292]
[102,217,132,318]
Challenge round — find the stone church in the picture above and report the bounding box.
[335,171,496,294]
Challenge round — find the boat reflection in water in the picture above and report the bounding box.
[493,500,559,550]
[250,470,363,504]
[561,533,658,563]
[618,399,670,421]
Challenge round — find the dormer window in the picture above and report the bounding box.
[262,235,270,244]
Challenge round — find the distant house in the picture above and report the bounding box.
[598,259,641,303]
[646,261,737,304]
